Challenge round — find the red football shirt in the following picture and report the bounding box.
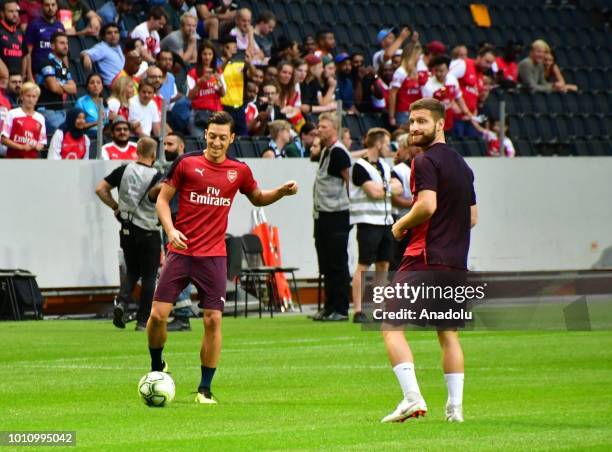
[1,107,46,158]
[165,152,258,256]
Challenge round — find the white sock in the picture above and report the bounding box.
[444,373,464,406]
[392,362,421,398]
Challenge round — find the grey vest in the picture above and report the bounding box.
[118,162,159,231]
[313,141,351,217]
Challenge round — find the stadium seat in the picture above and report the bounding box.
[562,93,581,115]
[227,142,240,159]
[360,113,385,131]
[238,139,261,158]
[286,1,305,24]
[555,115,572,142]
[537,115,558,144]
[68,37,83,61]
[515,139,535,157]
[342,115,364,141]
[335,3,352,24]
[546,93,565,114]
[531,93,548,115]
[517,92,534,114]
[571,115,590,139]
[571,140,591,156]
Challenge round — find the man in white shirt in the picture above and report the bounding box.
[128,80,161,137]
[130,6,167,64]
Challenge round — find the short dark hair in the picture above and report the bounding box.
[300,122,316,137]
[100,22,119,40]
[148,6,167,21]
[139,79,155,91]
[123,37,143,52]
[365,128,390,148]
[207,111,235,134]
[316,29,333,42]
[478,43,496,58]
[256,10,276,24]
[51,31,68,44]
[167,131,185,146]
[409,98,446,122]
[430,54,451,69]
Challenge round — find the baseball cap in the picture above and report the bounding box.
[377,28,396,44]
[321,55,333,66]
[111,116,129,130]
[426,40,447,55]
[304,54,322,65]
[334,52,350,64]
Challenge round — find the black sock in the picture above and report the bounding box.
[149,347,164,371]
[199,366,216,394]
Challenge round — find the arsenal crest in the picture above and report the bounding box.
[227,169,237,183]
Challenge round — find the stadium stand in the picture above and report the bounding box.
[0,0,609,158]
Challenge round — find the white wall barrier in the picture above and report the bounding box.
[1,158,611,288]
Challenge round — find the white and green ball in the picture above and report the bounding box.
[138,371,175,407]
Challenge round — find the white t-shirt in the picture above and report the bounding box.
[131,22,161,56]
[47,130,91,160]
[449,59,467,79]
[128,96,160,136]
[390,66,408,89]
[372,49,385,72]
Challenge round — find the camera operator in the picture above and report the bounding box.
[95,137,163,331]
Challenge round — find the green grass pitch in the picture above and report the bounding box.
[1,317,611,451]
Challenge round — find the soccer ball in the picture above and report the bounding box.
[138,371,175,407]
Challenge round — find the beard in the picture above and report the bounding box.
[165,151,178,161]
[410,126,437,148]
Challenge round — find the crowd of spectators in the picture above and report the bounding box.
[0,0,579,159]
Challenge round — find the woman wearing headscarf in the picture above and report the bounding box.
[47,108,91,160]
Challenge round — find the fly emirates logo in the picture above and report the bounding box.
[190,186,231,207]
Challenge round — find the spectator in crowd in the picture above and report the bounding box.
[19,0,42,32]
[477,74,495,120]
[277,61,299,109]
[144,65,166,118]
[25,0,65,81]
[75,73,105,137]
[96,136,162,331]
[100,116,137,160]
[323,54,336,81]
[163,0,187,32]
[5,73,23,107]
[312,113,352,322]
[244,80,259,126]
[351,52,375,112]
[389,133,419,271]
[371,61,394,113]
[37,31,76,135]
[230,8,263,64]
[253,11,276,63]
[284,121,317,158]
[309,134,321,160]
[294,58,308,98]
[263,64,277,86]
[0,1,26,85]
[349,128,401,323]
[58,0,102,37]
[195,0,235,41]
[302,34,316,56]
[248,82,286,136]
[111,47,142,91]
[250,66,264,88]
[300,54,337,115]
[421,55,470,133]
[107,75,134,122]
[127,37,150,80]
[419,40,446,77]
[449,44,496,137]
[372,26,413,72]
[543,49,578,93]
[1,81,46,158]
[128,79,161,137]
[220,35,255,136]
[160,13,198,65]
[494,40,522,88]
[156,50,180,106]
[471,117,516,157]
[270,37,300,66]
[187,39,225,136]
[341,128,352,150]
[97,0,133,39]
[47,107,90,159]
[81,22,124,87]
[518,39,554,93]
[451,44,468,61]
[388,41,424,127]
[262,119,293,158]
[334,53,357,113]
[314,29,335,58]
[130,7,167,64]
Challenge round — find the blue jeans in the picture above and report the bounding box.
[174,284,193,317]
[395,111,410,126]
[38,108,66,137]
[452,120,480,138]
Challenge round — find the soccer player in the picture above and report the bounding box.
[381,98,478,423]
[147,111,298,404]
